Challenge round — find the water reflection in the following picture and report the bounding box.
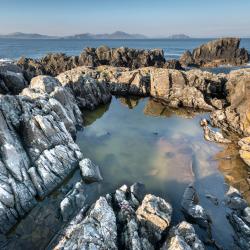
[5,97,250,250]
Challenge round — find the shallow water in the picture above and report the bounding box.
[5,97,250,250]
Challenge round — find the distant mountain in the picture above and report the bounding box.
[64,31,147,40]
[167,34,191,39]
[0,32,57,39]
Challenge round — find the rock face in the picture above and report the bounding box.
[238,137,250,166]
[0,75,83,233]
[0,62,27,94]
[180,38,249,67]
[210,69,250,159]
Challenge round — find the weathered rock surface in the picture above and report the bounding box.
[79,158,103,183]
[0,74,83,233]
[60,181,87,222]
[0,62,27,94]
[51,184,175,250]
[56,67,112,110]
[181,184,210,228]
[180,38,249,67]
[238,137,250,167]
[161,221,204,250]
[225,186,250,249]
[210,69,250,138]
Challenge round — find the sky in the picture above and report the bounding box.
[1,0,250,38]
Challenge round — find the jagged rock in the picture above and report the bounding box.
[200,119,231,144]
[136,194,172,243]
[180,38,249,67]
[60,181,87,222]
[0,73,83,233]
[130,182,146,202]
[228,212,250,250]
[79,46,166,69]
[164,59,184,70]
[17,54,78,81]
[242,207,250,224]
[180,50,196,67]
[150,68,216,110]
[224,186,248,211]
[238,137,250,166]
[0,63,27,94]
[57,68,112,110]
[79,158,103,183]
[181,184,210,228]
[161,221,204,250]
[210,69,250,137]
[52,197,117,250]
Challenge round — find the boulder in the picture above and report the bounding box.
[164,59,184,70]
[0,63,27,94]
[180,38,249,67]
[79,158,103,183]
[161,221,204,250]
[136,194,172,243]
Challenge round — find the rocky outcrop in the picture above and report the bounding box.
[0,75,83,233]
[79,46,166,69]
[51,183,177,249]
[0,62,27,94]
[164,59,184,70]
[210,69,250,165]
[180,38,249,67]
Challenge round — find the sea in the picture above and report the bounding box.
[0,38,250,63]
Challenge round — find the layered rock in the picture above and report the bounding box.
[180,38,249,67]
[0,75,83,233]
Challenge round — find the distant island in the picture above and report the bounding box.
[0,31,191,40]
[167,34,191,39]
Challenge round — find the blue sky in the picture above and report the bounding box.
[1,0,250,37]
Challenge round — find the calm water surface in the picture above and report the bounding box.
[6,97,249,250]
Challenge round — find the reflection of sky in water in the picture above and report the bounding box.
[77,97,243,248]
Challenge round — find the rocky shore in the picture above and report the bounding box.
[0,38,250,249]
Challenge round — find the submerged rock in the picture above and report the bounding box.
[180,38,249,67]
[79,158,103,183]
[181,184,210,228]
[60,181,87,222]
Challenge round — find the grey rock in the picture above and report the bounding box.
[60,181,87,222]
[162,221,204,250]
[225,186,248,211]
[181,184,210,228]
[79,158,103,183]
[136,194,172,243]
[52,196,118,250]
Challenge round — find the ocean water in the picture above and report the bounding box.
[0,38,250,62]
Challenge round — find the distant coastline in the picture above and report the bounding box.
[0,31,193,40]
